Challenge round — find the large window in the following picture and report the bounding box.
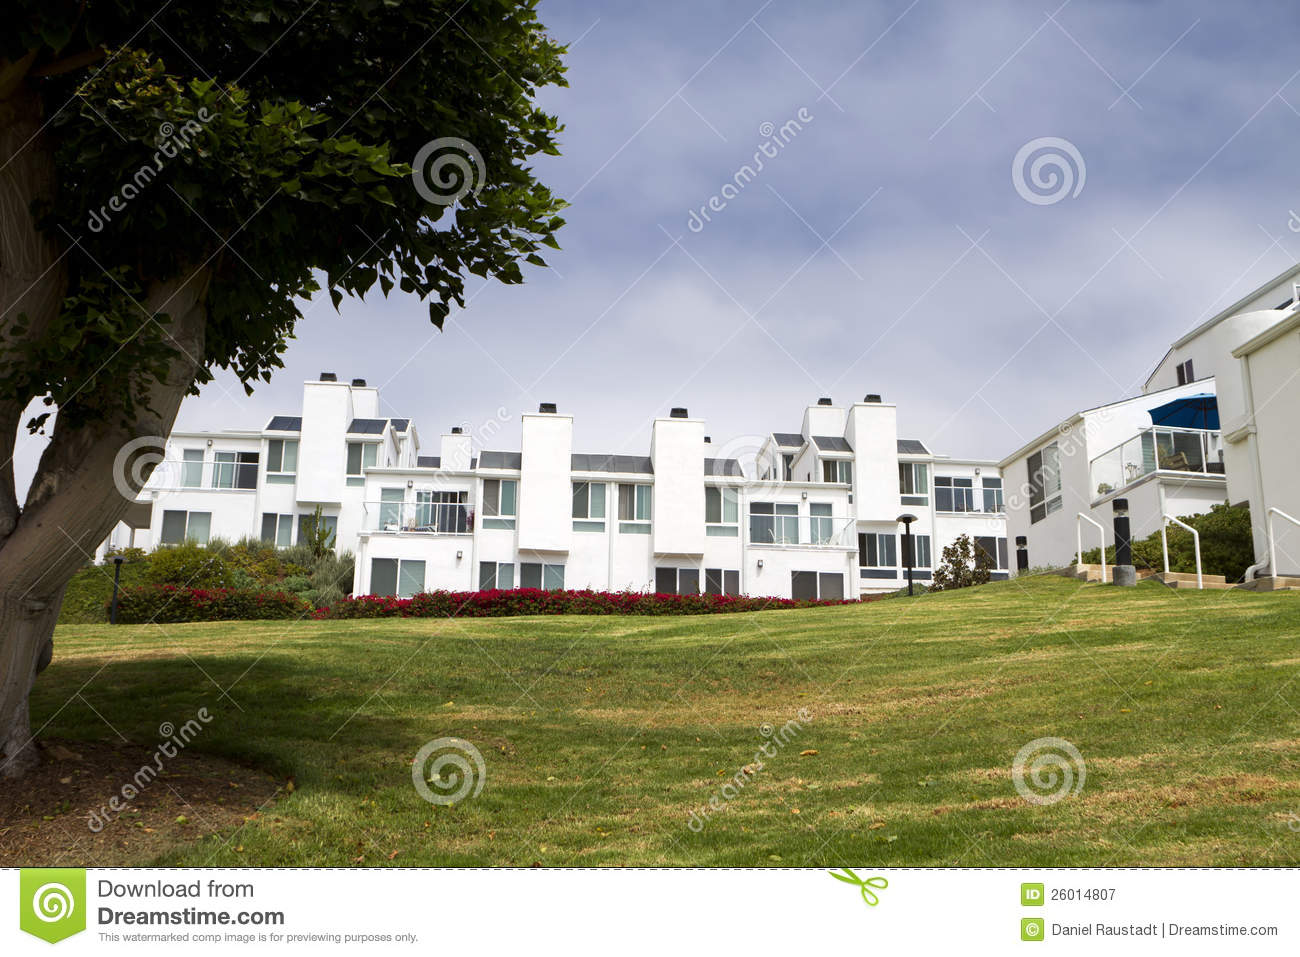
[481,479,517,529]
[704,568,741,596]
[858,532,897,569]
[181,448,204,487]
[792,571,843,600]
[750,502,798,544]
[346,442,378,486]
[705,485,739,536]
[520,562,566,590]
[212,450,258,489]
[935,476,974,512]
[572,481,607,532]
[975,536,1009,570]
[902,532,931,569]
[418,490,468,532]
[981,476,1004,513]
[617,483,652,534]
[810,503,834,544]
[266,439,298,484]
[160,510,211,545]
[379,488,405,528]
[479,561,515,590]
[260,512,294,547]
[822,459,852,484]
[1027,443,1063,524]
[371,558,425,598]
[655,566,699,595]
[298,511,338,544]
[899,462,929,506]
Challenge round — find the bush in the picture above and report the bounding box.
[314,588,861,620]
[1080,503,1254,582]
[144,542,236,589]
[931,535,993,591]
[112,585,312,624]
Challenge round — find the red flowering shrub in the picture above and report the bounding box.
[313,588,863,620]
[111,585,312,623]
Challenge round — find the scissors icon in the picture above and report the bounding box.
[828,868,888,906]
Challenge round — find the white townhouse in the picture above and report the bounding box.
[101,377,1009,600]
[1000,263,1300,581]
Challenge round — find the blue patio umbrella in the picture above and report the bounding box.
[1148,393,1219,430]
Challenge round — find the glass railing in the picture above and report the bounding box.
[748,515,857,547]
[1089,427,1224,500]
[364,500,472,535]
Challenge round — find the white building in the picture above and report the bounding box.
[102,377,1008,599]
[1000,263,1300,580]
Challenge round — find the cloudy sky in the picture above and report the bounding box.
[22,0,1300,488]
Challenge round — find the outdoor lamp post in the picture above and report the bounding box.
[1112,498,1136,587]
[897,513,918,596]
[110,555,125,624]
[1015,535,1029,572]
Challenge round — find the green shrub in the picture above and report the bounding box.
[1080,503,1254,582]
[144,542,235,589]
[112,585,311,623]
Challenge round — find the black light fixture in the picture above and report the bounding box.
[110,555,125,624]
[897,513,919,596]
[1112,498,1136,586]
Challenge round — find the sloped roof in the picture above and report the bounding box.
[346,418,387,434]
[571,453,653,474]
[812,435,852,452]
[266,415,302,431]
[897,439,929,455]
[772,432,804,448]
[478,450,523,470]
[704,457,744,477]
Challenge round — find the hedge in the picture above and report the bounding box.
[110,585,312,623]
[313,588,862,619]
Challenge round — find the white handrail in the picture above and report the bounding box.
[1161,514,1202,589]
[1267,507,1300,579]
[1076,513,1107,583]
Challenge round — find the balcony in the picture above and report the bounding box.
[1089,427,1224,501]
[363,500,472,535]
[748,514,857,548]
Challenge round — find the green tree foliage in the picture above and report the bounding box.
[930,534,993,591]
[1080,503,1255,583]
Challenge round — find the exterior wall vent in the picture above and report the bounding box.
[704,436,711,444]
[817,397,833,406]
[451,427,463,434]
[864,393,882,403]
[319,372,337,382]
[351,378,367,387]
[670,407,689,418]
[538,402,557,414]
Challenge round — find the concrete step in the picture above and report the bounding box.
[1235,576,1300,592]
[1150,571,1229,588]
[1054,564,1160,584]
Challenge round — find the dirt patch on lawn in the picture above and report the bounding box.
[0,738,281,867]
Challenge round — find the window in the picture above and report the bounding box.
[704,568,741,595]
[617,483,652,533]
[210,450,257,490]
[520,562,566,590]
[810,503,833,544]
[298,511,338,545]
[975,536,1009,570]
[479,561,515,590]
[750,502,798,544]
[266,439,298,484]
[181,448,204,487]
[160,509,211,545]
[704,485,739,536]
[481,479,517,529]
[572,481,607,532]
[418,490,468,532]
[858,532,897,569]
[781,454,794,482]
[935,476,974,512]
[370,558,425,598]
[346,442,378,486]
[379,488,405,528]
[260,512,294,547]
[792,571,843,600]
[1027,443,1063,524]
[981,476,1004,513]
[655,567,699,595]
[899,462,929,506]
[822,459,852,484]
[902,533,931,569]
[1175,358,1194,385]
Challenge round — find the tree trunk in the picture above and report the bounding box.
[0,588,63,775]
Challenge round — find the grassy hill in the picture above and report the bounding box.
[12,576,1300,866]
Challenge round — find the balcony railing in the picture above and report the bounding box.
[748,515,857,548]
[1089,427,1224,500]
[363,500,472,535]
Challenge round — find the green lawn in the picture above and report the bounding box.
[23,576,1300,866]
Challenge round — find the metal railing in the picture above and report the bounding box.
[1161,513,1202,589]
[748,515,858,548]
[1076,513,1107,583]
[1089,427,1224,500]
[1267,507,1300,579]
[364,500,472,535]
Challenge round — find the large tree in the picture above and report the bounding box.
[0,0,566,776]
